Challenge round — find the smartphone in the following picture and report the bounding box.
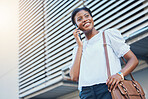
[75,24,82,40]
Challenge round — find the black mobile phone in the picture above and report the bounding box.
[75,24,82,40]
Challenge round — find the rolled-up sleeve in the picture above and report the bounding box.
[69,47,77,69]
[106,28,130,58]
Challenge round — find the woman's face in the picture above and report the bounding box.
[74,10,94,31]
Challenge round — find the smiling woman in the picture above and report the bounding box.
[69,7,139,99]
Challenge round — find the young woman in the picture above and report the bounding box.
[69,7,138,99]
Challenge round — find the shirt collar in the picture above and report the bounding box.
[84,30,101,44]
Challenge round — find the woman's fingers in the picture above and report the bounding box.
[107,77,113,92]
[106,74,122,92]
[113,80,120,91]
[73,29,80,37]
[106,76,110,85]
[73,28,83,47]
[110,79,116,91]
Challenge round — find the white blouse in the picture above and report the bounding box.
[69,28,130,91]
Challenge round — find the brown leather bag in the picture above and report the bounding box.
[102,31,145,99]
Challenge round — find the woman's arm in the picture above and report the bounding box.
[120,50,139,77]
[106,50,139,91]
[70,46,83,82]
[70,28,83,82]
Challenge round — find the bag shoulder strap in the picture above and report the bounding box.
[103,31,111,77]
[102,31,135,81]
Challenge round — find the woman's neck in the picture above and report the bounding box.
[84,27,99,40]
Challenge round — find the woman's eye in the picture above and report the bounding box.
[85,15,89,17]
[77,18,82,21]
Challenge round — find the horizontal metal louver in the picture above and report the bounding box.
[85,0,147,39]
[18,0,47,97]
[19,0,84,98]
[18,0,147,98]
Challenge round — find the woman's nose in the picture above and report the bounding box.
[82,17,87,23]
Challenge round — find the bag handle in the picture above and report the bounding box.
[102,31,135,81]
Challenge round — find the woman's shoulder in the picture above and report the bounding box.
[104,28,122,38]
[99,28,120,35]
[105,28,120,34]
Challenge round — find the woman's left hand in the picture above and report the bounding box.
[106,74,122,92]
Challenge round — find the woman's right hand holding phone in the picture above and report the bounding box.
[73,28,83,47]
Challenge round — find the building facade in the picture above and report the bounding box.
[18,0,148,99]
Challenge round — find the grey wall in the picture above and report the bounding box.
[0,0,19,99]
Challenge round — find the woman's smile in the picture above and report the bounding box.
[83,22,91,28]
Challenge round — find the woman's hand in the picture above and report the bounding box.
[106,74,122,92]
[73,28,83,47]
[106,50,139,92]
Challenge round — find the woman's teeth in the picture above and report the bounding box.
[84,23,90,27]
